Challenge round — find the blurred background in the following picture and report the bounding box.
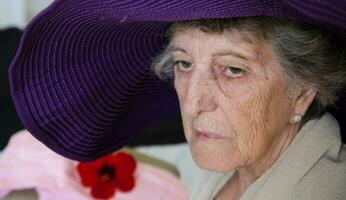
[0,0,54,150]
[0,0,53,29]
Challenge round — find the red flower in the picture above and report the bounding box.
[77,151,137,199]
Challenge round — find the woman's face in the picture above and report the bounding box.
[171,28,297,172]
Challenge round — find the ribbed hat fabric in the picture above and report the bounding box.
[9,0,346,161]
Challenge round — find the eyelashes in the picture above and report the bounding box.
[222,66,244,78]
[173,60,245,79]
[174,60,192,72]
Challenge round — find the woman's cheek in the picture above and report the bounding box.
[174,71,191,93]
[228,84,272,164]
[174,77,186,99]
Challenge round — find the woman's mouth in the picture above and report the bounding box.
[195,130,225,141]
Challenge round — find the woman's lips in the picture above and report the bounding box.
[195,130,225,141]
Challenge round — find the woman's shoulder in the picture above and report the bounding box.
[292,141,346,200]
[247,113,346,200]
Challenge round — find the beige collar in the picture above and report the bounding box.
[240,113,342,200]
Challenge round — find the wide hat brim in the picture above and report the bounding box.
[9,0,346,161]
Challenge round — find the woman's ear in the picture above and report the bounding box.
[291,87,317,124]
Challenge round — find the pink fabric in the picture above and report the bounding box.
[0,130,189,200]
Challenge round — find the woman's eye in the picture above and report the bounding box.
[223,66,244,78]
[174,60,192,72]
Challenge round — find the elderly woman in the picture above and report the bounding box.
[153,17,346,199]
[9,0,346,199]
[150,17,346,199]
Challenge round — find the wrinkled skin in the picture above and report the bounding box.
[170,28,316,176]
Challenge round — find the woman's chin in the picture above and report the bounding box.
[189,143,239,173]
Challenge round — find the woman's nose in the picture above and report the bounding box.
[183,72,217,116]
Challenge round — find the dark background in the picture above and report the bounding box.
[1,28,345,151]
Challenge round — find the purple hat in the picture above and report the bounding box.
[9,0,346,161]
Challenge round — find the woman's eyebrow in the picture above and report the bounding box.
[168,46,187,53]
[168,46,253,61]
[212,50,250,61]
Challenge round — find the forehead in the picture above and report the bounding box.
[169,27,263,60]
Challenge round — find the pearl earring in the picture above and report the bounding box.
[292,114,303,123]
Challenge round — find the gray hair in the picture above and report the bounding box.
[150,17,346,122]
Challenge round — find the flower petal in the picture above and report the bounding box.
[91,182,116,199]
[77,163,98,187]
[112,152,137,175]
[116,174,135,192]
[77,155,113,187]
